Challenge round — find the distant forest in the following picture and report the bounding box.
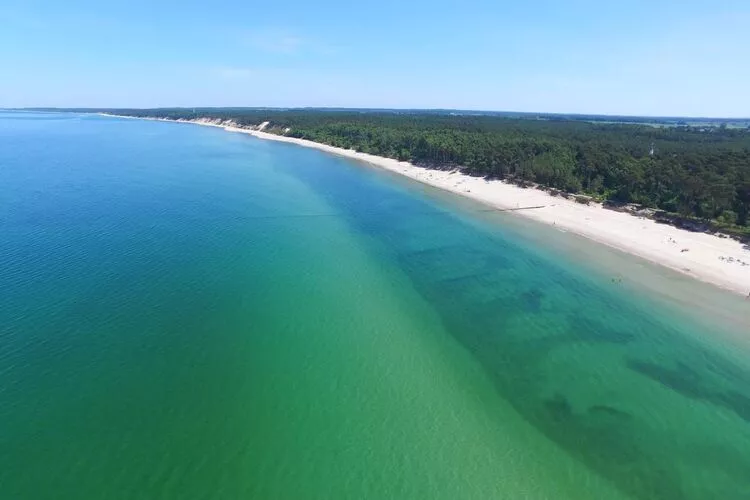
[103,108,750,239]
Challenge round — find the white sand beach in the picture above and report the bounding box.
[107,115,750,297]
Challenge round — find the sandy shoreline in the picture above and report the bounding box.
[104,114,750,297]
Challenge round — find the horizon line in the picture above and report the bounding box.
[4,106,750,122]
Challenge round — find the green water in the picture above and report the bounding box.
[1,112,749,498]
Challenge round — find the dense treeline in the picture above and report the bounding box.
[108,108,750,238]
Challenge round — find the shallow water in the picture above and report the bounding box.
[1,112,749,499]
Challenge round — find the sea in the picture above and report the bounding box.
[1,111,749,499]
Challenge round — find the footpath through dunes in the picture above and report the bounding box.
[275,145,750,500]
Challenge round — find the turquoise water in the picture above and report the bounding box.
[1,112,750,499]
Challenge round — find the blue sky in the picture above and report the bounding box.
[1,0,748,116]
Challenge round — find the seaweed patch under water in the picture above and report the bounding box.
[628,359,750,423]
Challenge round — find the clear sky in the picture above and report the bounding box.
[1,0,748,117]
